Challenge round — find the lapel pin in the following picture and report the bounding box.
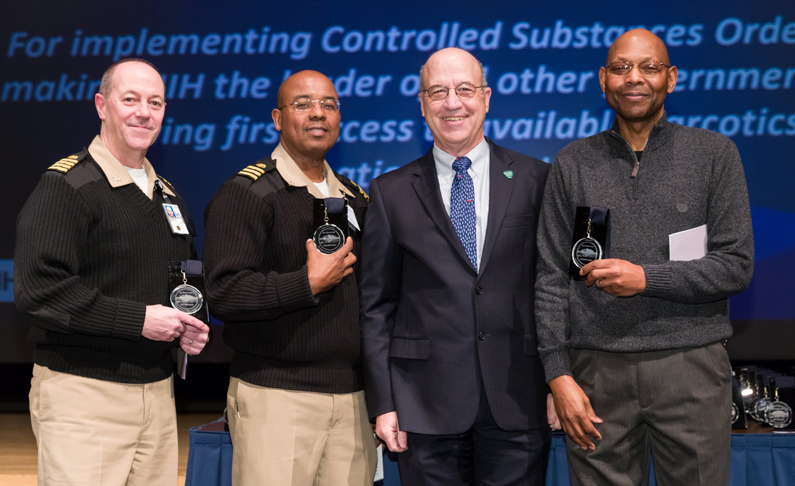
[112,176,121,181]
[503,170,514,179]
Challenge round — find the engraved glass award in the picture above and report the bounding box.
[571,218,604,269]
[313,206,345,254]
[170,270,204,315]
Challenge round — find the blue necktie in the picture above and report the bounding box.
[451,156,477,271]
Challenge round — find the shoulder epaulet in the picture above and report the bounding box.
[157,174,176,191]
[337,173,369,201]
[238,161,275,181]
[47,150,87,174]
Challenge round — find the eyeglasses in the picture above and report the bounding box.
[281,98,341,112]
[421,83,487,101]
[605,60,670,76]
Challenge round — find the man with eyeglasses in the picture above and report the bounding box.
[360,47,554,485]
[536,29,753,485]
[203,70,376,486]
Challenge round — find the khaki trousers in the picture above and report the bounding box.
[566,342,732,486]
[227,378,377,486]
[29,364,178,486]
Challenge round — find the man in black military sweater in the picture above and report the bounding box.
[203,70,376,486]
[15,59,209,485]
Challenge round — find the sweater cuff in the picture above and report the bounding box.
[275,266,319,312]
[111,300,145,342]
[640,264,673,298]
[541,349,572,384]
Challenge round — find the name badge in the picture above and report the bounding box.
[347,205,360,232]
[162,203,190,235]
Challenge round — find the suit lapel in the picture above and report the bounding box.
[479,141,514,275]
[411,149,476,273]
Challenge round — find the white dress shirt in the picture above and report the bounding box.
[434,138,490,270]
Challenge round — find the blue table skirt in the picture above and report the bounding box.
[728,433,795,486]
[186,423,795,486]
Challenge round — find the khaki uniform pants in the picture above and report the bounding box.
[227,378,377,486]
[29,364,178,486]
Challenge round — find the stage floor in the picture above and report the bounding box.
[0,413,221,486]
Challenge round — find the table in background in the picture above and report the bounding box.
[186,421,795,486]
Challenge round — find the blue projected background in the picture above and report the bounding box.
[1,0,793,361]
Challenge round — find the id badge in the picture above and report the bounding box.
[347,205,360,232]
[162,203,190,235]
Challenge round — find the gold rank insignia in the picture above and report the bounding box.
[238,163,267,181]
[157,175,173,189]
[48,154,81,173]
[349,180,369,201]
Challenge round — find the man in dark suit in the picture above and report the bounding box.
[360,48,555,485]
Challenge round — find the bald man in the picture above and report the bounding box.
[536,29,753,485]
[204,70,376,486]
[16,58,209,485]
[360,48,553,485]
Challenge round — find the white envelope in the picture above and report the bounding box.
[669,224,707,261]
[374,442,384,481]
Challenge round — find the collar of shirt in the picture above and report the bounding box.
[271,142,354,200]
[87,135,174,199]
[433,137,490,183]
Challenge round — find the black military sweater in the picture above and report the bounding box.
[15,149,195,383]
[203,158,368,394]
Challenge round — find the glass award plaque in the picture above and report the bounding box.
[314,224,345,254]
[313,201,346,254]
[753,397,772,423]
[569,206,610,277]
[571,218,604,268]
[768,401,793,429]
[743,389,756,412]
[170,270,204,315]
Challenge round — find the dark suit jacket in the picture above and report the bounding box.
[360,139,550,435]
